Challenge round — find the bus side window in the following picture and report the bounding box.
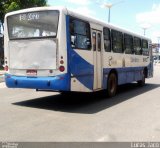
[97,33,101,51]
[70,21,76,48]
[134,37,142,55]
[124,34,133,54]
[111,30,123,53]
[69,17,91,50]
[103,27,111,52]
[142,39,149,56]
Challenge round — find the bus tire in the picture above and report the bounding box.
[137,71,145,86]
[107,72,117,97]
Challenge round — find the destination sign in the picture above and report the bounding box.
[19,12,40,21]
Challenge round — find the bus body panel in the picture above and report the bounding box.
[4,8,71,92]
[66,15,94,92]
[102,37,152,89]
[69,49,94,92]
[9,39,57,72]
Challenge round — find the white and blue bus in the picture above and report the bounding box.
[4,7,153,97]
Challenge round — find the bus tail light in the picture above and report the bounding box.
[60,60,64,64]
[59,66,65,72]
[59,56,65,72]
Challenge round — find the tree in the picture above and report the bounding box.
[0,0,47,26]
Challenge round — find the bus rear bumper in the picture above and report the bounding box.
[5,74,70,91]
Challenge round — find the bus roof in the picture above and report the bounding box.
[5,6,151,41]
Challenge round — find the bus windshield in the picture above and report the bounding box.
[7,10,59,40]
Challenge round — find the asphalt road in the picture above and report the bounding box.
[0,65,160,141]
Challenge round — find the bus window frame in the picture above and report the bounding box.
[111,29,123,53]
[103,27,111,52]
[69,16,91,50]
[124,34,134,54]
[142,39,149,56]
[7,10,60,40]
[134,37,142,55]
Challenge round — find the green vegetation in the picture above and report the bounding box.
[0,66,4,70]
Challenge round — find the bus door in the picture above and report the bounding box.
[92,30,103,90]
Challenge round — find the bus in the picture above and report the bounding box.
[4,7,153,97]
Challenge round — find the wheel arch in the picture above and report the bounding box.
[108,69,118,83]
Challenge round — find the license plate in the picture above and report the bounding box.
[26,70,37,76]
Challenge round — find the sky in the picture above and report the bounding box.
[48,0,160,43]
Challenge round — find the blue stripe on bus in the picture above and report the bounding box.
[69,49,94,90]
[5,73,70,91]
[66,15,94,90]
[102,66,145,89]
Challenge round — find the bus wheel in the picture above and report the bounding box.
[107,73,117,97]
[137,71,145,86]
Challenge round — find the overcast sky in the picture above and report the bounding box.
[48,0,160,43]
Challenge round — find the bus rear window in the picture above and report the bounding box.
[7,10,59,40]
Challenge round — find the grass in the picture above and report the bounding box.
[0,66,4,70]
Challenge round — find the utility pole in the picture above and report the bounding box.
[103,1,124,23]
